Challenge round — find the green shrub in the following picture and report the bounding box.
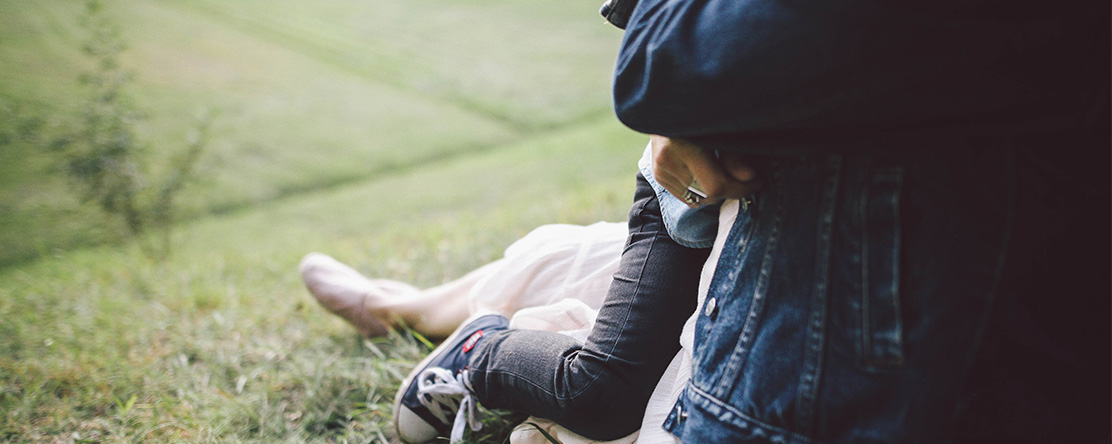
[47,0,209,260]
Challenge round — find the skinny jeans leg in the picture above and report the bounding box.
[468,173,709,440]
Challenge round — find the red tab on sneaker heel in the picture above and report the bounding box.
[462,330,484,353]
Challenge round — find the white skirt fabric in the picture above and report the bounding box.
[462,201,740,444]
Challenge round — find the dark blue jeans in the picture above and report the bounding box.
[467,173,710,440]
[664,135,1110,443]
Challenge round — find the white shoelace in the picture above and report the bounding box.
[416,367,482,443]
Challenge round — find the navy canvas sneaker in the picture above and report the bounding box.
[393,312,509,444]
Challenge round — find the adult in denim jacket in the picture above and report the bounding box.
[613,0,1109,443]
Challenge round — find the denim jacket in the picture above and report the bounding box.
[609,0,1105,441]
[660,151,1021,443]
[611,0,1100,154]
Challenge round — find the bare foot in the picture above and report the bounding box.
[298,252,419,337]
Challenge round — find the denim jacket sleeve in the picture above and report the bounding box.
[611,0,1101,150]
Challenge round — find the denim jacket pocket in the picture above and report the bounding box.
[858,166,905,369]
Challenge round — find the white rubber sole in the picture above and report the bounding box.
[392,310,501,444]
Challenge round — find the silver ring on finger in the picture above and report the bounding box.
[683,180,707,205]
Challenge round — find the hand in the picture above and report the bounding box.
[650,135,761,208]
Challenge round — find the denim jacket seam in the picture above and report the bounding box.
[687,384,825,444]
[860,165,907,370]
[794,155,842,430]
[859,177,872,365]
[713,174,782,400]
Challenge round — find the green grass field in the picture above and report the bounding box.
[0,1,644,442]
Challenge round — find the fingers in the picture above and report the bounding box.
[684,149,757,203]
[649,135,696,197]
[650,135,761,208]
[716,150,763,202]
[720,151,759,182]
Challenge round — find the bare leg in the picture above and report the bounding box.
[299,253,503,339]
[376,259,506,338]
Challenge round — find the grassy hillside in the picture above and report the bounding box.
[0,0,625,266]
[0,0,645,442]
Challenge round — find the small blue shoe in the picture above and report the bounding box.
[393,312,509,443]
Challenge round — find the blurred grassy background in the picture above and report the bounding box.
[0,0,644,442]
[0,0,636,266]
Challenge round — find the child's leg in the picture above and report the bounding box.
[466,173,710,440]
[377,260,506,338]
[300,253,503,339]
